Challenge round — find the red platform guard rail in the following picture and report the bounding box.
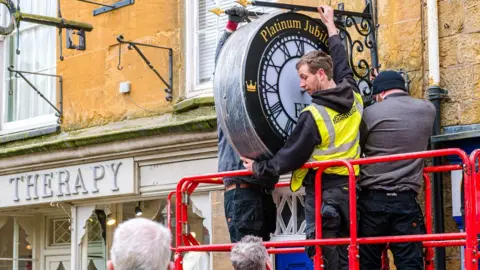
[471,149,480,260]
[167,148,478,270]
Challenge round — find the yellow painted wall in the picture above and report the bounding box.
[56,0,479,130]
[57,0,184,130]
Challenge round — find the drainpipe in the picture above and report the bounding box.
[426,0,448,269]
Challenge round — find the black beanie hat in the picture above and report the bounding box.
[372,70,406,95]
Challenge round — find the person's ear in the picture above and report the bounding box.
[316,68,325,79]
[107,261,114,270]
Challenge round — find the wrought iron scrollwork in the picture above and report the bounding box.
[337,10,378,106]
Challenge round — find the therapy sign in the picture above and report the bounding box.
[0,158,135,207]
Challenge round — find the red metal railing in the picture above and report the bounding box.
[423,173,434,270]
[169,148,478,270]
[470,149,480,260]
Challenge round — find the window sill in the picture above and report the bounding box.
[174,95,215,114]
[0,124,60,144]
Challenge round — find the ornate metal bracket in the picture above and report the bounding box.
[7,66,63,123]
[235,0,379,106]
[78,0,135,16]
[116,35,174,102]
[335,0,379,106]
[0,0,93,34]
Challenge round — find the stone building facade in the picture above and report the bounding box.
[0,0,478,269]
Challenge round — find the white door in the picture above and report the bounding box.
[45,255,71,270]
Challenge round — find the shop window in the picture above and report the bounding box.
[0,216,34,269]
[50,218,71,246]
[81,210,108,270]
[87,215,104,242]
[75,197,211,268]
[167,195,211,269]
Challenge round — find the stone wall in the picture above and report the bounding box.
[436,0,480,126]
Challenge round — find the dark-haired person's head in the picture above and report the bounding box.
[371,70,407,102]
[296,50,334,95]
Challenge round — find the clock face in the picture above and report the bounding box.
[259,35,320,139]
[243,12,329,154]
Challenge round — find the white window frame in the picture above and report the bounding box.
[0,0,58,135]
[185,0,276,99]
[45,215,71,249]
[185,0,217,98]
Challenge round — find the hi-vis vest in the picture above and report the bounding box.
[290,92,364,192]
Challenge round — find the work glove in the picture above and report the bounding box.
[226,6,249,23]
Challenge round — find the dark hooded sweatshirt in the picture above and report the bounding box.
[252,35,360,190]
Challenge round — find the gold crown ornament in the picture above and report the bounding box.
[246,80,257,92]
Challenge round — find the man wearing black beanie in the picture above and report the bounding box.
[358,70,436,269]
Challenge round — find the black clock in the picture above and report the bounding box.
[259,35,323,139]
[214,11,329,159]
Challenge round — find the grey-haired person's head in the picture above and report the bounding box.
[231,235,271,270]
[107,218,173,270]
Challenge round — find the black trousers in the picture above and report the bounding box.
[304,185,350,270]
[358,190,426,270]
[224,184,276,243]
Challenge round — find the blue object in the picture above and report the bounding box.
[442,137,480,165]
[275,251,313,270]
[452,216,463,230]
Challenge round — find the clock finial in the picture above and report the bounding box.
[235,0,252,7]
[246,80,257,92]
[209,7,225,16]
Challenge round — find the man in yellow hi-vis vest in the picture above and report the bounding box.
[241,6,363,270]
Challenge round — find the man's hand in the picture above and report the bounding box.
[370,68,379,81]
[318,5,337,36]
[240,157,255,172]
[226,6,249,23]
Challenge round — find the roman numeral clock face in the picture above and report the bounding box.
[243,12,329,154]
[260,36,320,138]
